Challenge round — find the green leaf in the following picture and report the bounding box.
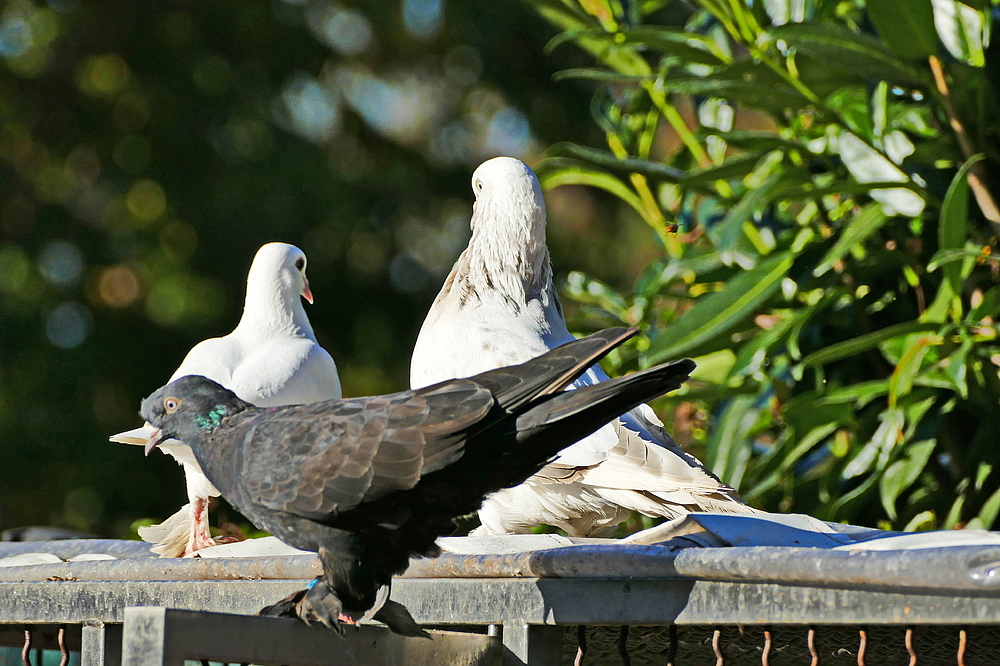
[932,0,986,66]
[903,510,937,531]
[813,204,890,276]
[656,76,807,113]
[646,252,795,363]
[729,312,799,378]
[711,172,784,260]
[888,334,938,407]
[547,143,687,182]
[976,485,1000,529]
[706,394,757,488]
[939,154,984,292]
[537,160,647,218]
[682,153,765,187]
[798,321,941,370]
[619,28,729,65]
[880,439,936,520]
[702,130,805,153]
[867,0,938,58]
[552,68,650,83]
[843,407,904,479]
[768,23,929,86]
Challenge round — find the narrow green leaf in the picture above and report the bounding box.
[620,28,729,65]
[798,321,941,369]
[706,394,757,488]
[880,439,936,520]
[547,143,687,181]
[843,407,904,479]
[768,23,929,85]
[867,0,938,58]
[903,510,937,531]
[682,153,764,187]
[888,334,937,407]
[656,76,806,112]
[939,154,984,292]
[703,130,805,153]
[646,252,795,363]
[977,485,1000,529]
[552,68,649,83]
[813,204,890,276]
[537,161,647,219]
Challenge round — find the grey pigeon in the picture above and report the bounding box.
[111,242,341,556]
[411,156,755,536]
[141,328,694,635]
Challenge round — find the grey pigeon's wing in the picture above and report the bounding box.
[239,380,494,521]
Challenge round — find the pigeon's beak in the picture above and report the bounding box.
[144,428,166,456]
[302,277,314,304]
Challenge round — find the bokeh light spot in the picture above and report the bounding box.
[403,0,443,40]
[281,74,339,143]
[45,301,93,348]
[310,4,372,55]
[38,240,84,287]
[0,16,32,58]
[126,179,166,222]
[159,220,198,260]
[97,265,141,308]
[77,53,130,96]
[0,244,32,295]
[486,107,532,157]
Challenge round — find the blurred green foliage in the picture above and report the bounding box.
[0,0,658,536]
[530,0,1000,530]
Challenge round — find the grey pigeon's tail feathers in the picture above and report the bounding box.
[515,358,697,450]
[473,327,637,413]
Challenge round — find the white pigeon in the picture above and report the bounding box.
[410,157,756,536]
[111,242,342,556]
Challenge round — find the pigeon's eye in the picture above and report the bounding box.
[295,257,305,271]
[475,179,483,191]
[164,397,182,414]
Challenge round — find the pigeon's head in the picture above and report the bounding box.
[470,157,545,234]
[140,375,250,455]
[249,242,314,305]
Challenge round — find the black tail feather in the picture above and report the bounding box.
[473,327,637,413]
[515,358,696,452]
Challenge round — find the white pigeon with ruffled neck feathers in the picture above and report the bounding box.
[410,157,754,536]
[111,242,341,556]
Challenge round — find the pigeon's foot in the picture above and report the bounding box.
[212,535,240,546]
[258,578,351,635]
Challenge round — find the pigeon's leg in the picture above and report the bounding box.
[182,496,216,556]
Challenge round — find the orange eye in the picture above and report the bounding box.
[164,397,181,414]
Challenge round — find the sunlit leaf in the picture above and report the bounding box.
[888,334,937,407]
[837,132,926,217]
[646,252,795,364]
[931,0,987,66]
[880,439,936,519]
[538,160,647,219]
[813,204,889,276]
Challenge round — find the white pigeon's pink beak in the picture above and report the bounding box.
[302,277,314,304]
[144,428,166,456]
